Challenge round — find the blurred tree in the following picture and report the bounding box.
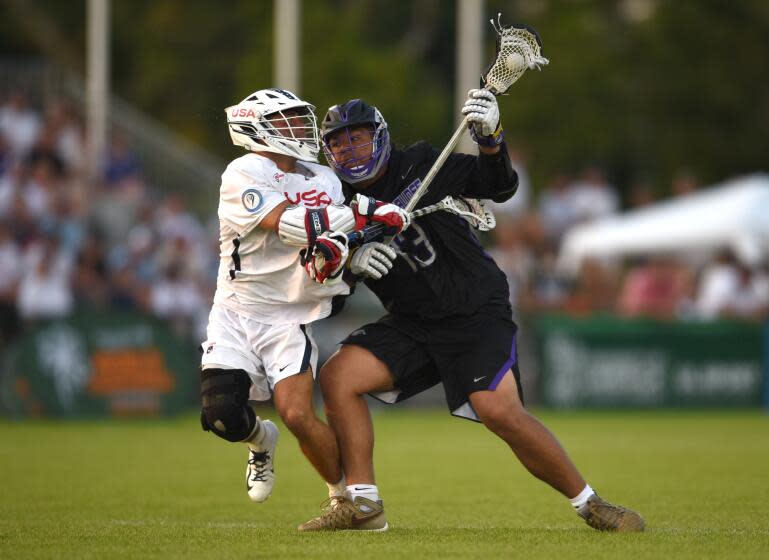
[1,0,84,71]
[301,0,451,149]
[640,0,769,188]
[1,0,767,203]
[489,0,769,198]
[111,0,273,150]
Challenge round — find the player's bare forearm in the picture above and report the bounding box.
[261,201,291,233]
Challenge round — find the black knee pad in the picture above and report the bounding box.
[200,368,256,442]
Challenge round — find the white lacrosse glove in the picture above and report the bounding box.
[302,231,349,284]
[349,242,397,280]
[461,89,504,146]
[352,193,411,236]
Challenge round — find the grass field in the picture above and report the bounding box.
[2,409,768,559]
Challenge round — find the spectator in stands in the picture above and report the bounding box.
[0,134,9,176]
[45,100,85,173]
[25,124,65,177]
[568,165,619,224]
[750,261,769,320]
[722,263,769,321]
[520,241,572,314]
[0,93,219,334]
[538,173,577,243]
[695,250,769,321]
[0,91,41,158]
[43,191,86,258]
[17,234,73,320]
[105,132,141,186]
[115,202,158,285]
[154,193,203,247]
[153,234,200,281]
[671,168,699,197]
[107,263,142,311]
[0,220,21,342]
[4,188,37,246]
[148,261,205,336]
[0,160,26,217]
[488,215,534,309]
[627,181,656,209]
[72,231,110,309]
[561,257,618,317]
[616,256,694,320]
[24,159,61,219]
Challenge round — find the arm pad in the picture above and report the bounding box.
[480,143,518,203]
[278,204,356,246]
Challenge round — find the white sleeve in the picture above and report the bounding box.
[218,166,285,237]
[322,165,346,205]
[303,162,346,205]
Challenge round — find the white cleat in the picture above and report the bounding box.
[245,419,279,503]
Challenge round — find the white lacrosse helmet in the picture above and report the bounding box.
[225,88,320,161]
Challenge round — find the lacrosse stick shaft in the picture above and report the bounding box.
[346,19,548,248]
[404,115,470,213]
[347,222,386,245]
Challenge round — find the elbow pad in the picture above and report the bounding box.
[480,145,518,203]
[278,204,356,246]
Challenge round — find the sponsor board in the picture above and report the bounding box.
[1,312,197,417]
[536,315,766,408]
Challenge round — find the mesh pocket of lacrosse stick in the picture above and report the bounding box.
[482,14,549,95]
[411,196,496,231]
[451,197,496,231]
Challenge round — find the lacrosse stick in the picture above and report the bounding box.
[411,196,496,231]
[347,14,547,246]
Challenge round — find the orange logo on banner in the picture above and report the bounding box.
[89,348,175,394]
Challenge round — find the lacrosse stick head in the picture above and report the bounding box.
[482,14,549,95]
[452,197,496,232]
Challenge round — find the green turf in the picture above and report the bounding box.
[2,409,768,559]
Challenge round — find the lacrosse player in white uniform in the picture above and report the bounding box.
[199,88,407,504]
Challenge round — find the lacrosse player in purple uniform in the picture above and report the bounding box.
[297,92,644,533]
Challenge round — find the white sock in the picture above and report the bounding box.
[346,484,380,510]
[245,417,265,452]
[569,484,595,518]
[327,477,347,498]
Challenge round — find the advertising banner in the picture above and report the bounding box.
[1,312,198,417]
[536,315,766,408]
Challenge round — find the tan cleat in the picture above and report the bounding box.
[298,496,388,532]
[583,494,645,532]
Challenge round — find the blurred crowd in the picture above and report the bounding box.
[489,149,769,324]
[0,91,216,345]
[1,93,767,349]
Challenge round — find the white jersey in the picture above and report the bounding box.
[213,152,349,324]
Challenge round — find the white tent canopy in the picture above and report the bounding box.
[557,174,769,275]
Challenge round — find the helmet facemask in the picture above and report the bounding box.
[321,100,391,184]
[322,125,390,184]
[265,105,316,141]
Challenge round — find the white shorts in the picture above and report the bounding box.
[200,304,319,402]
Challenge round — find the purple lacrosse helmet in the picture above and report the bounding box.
[321,99,391,184]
